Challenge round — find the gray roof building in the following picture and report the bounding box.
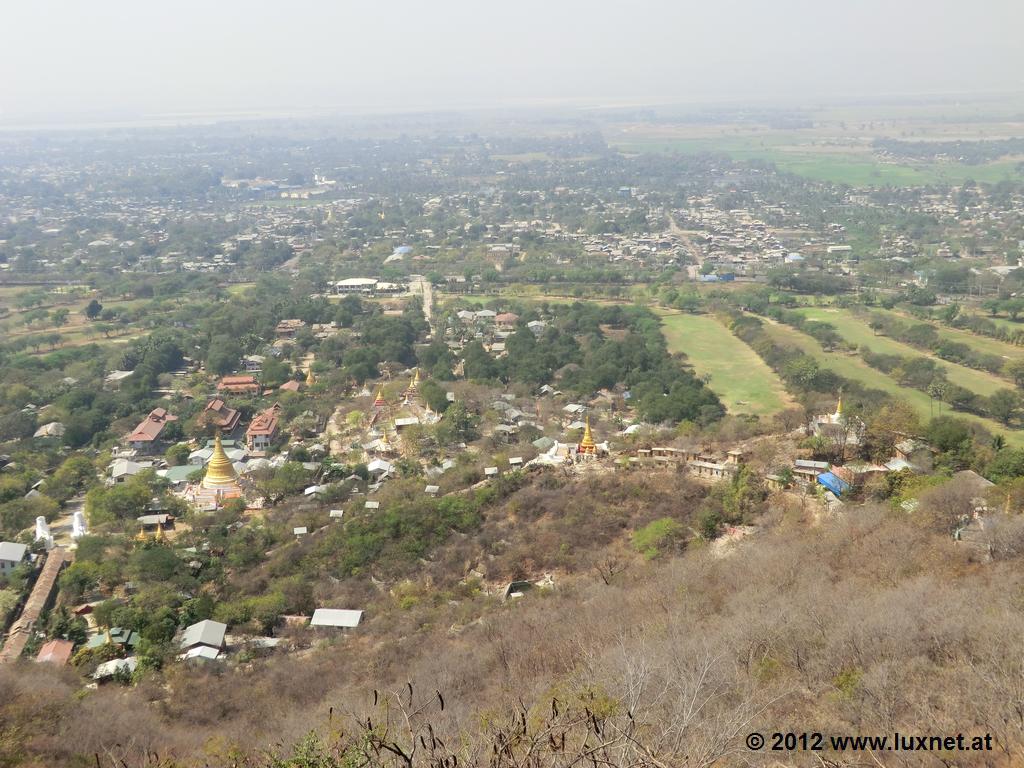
[180,619,227,651]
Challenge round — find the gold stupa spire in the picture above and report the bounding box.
[578,415,597,455]
[305,366,316,387]
[202,431,239,489]
[404,368,420,402]
[373,386,387,408]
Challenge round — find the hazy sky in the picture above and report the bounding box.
[2,0,1023,124]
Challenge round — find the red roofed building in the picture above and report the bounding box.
[36,638,75,666]
[125,408,178,452]
[202,399,241,434]
[495,312,520,328]
[218,375,260,395]
[246,403,281,453]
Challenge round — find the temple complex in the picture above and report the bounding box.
[403,368,421,406]
[189,432,244,509]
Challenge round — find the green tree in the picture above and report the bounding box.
[84,299,103,320]
[165,443,191,466]
[419,378,450,414]
[988,389,1020,425]
[632,518,684,559]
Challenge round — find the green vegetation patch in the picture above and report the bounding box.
[658,310,792,417]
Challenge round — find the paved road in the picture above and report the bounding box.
[409,275,433,327]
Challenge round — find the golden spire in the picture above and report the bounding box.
[578,415,597,455]
[202,431,239,489]
[373,386,387,408]
[305,366,316,387]
[404,368,420,401]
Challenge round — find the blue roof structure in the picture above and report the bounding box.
[817,471,851,496]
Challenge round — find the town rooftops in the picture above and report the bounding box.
[180,619,227,651]
[310,608,363,628]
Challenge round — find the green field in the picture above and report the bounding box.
[876,308,1024,362]
[611,135,1024,187]
[658,311,792,417]
[795,307,1013,396]
[761,318,1024,446]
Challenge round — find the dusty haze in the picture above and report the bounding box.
[2,0,1023,125]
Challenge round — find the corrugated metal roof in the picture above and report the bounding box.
[310,609,363,628]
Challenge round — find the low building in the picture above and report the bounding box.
[0,541,28,575]
[247,403,281,453]
[36,638,75,666]
[180,619,227,656]
[218,375,260,396]
[93,656,137,682]
[687,459,739,481]
[202,399,241,434]
[310,608,363,629]
[793,459,830,484]
[137,514,174,533]
[125,408,178,453]
[275,319,307,338]
[109,459,154,484]
[333,278,379,294]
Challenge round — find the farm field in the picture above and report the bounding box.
[760,318,1024,446]
[795,307,1014,397]
[657,310,792,417]
[607,112,1024,187]
[610,134,1024,186]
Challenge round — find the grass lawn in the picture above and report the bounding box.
[877,308,1024,362]
[795,307,1014,397]
[657,310,793,418]
[761,318,1024,446]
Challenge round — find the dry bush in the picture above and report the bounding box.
[10,504,1024,766]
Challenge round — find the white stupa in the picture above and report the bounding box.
[34,515,54,550]
[72,510,88,539]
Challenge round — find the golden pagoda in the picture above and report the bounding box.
[577,416,598,456]
[373,386,387,408]
[202,432,240,491]
[403,368,421,404]
[305,367,316,387]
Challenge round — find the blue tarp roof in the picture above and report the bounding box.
[817,471,851,496]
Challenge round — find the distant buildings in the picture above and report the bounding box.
[330,278,405,295]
